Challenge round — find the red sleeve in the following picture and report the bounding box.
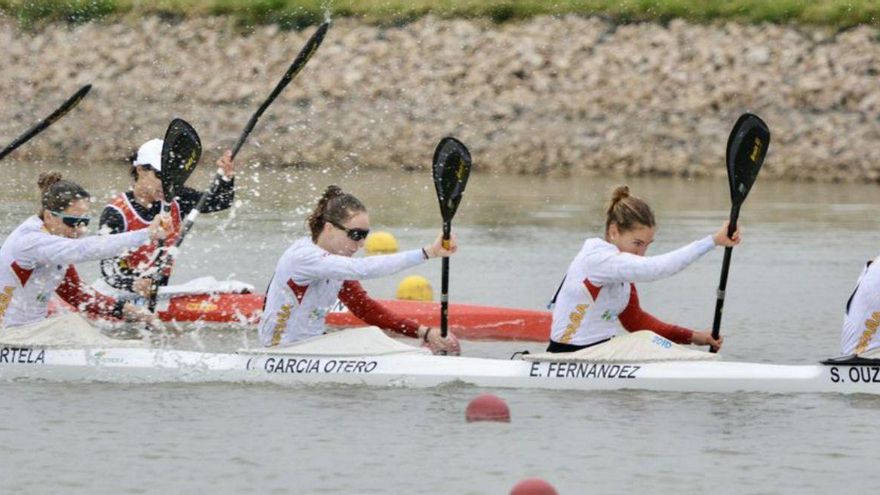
[56,265,122,320]
[338,280,420,338]
[618,284,693,345]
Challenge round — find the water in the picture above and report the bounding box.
[2,160,880,493]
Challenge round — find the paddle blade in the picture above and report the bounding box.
[726,113,770,206]
[161,119,202,201]
[432,137,472,224]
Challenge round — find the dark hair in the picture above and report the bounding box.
[38,171,90,214]
[127,150,139,181]
[307,185,366,242]
[605,185,655,234]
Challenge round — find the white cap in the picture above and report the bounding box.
[132,138,163,172]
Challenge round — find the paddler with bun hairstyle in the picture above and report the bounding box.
[95,139,236,299]
[0,172,169,328]
[547,185,741,353]
[259,185,461,354]
[840,258,880,356]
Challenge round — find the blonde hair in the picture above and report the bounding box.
[605,185,655,234]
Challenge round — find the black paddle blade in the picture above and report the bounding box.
[726,113,770,206]
[432,137,472,224]
[161,119,201,201]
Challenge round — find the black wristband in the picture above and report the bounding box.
[422,327,431,342]
[421,247,429,260]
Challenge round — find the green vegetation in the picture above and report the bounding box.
[0,0,877,29]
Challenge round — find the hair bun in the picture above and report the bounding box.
[610,185,630,205]
[37,171,63,192]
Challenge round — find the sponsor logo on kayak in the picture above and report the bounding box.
[829,366,880,384]
[529,361,640,380]
[260,357,378,375]
[185,301,218,312]
[90,351,126,365]
[0,347,45,364]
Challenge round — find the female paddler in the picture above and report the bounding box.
[547,185,740,353]
[259,185,461,355]
[841,258,880,356]
[96,138,236,298]
[0,172,168,328]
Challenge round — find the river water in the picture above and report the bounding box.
[1,160,879,494]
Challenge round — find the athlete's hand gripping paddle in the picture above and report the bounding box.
[432,137,472,340]
[710,113,770,352]
[146,118,202,312]
[0,85,91,161]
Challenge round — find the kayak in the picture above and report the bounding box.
[1,327,877,395]
[155,294,551,341]
[82,277,551,341]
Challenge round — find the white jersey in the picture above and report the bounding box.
[258,237,426,347]
[550,236,715,346]
[841,257,880,355]
[0,216,150,327]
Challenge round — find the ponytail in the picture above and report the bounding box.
[37,171,90,215]
[605,184,654,234]
[307,185,366,242]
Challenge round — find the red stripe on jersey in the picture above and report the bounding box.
[584,279,602,301]
[287,279,308,303]
[10,261,33,287]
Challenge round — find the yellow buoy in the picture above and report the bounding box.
[364,230,399,255]
[396,275,433,301]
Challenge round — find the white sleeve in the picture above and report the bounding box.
[20,229,151,266]
[293,249,425,282]
[588,235,715,285]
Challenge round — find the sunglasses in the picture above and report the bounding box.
[329,220,370,241]
[50,210,91,228]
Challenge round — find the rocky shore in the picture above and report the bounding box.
[1,15,879,181]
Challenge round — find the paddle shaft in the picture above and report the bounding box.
[710,204,740,353]
[0,85,91,161]
[440,221,452,338]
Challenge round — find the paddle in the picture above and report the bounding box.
[432,137,472,339]
[710,113,770,353]
[174,20,330,250]
[0,84,91,161]
[146,118,202,312]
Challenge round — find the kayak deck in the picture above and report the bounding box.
[2,345,878,395]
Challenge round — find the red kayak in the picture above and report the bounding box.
[154,293,550,341]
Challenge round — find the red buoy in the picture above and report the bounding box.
[510,478,558,495]
[465,393,511,422]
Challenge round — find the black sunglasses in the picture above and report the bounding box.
[50,210,91,228]
[329,220,370,241]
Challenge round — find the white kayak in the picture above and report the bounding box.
[0,324,877,395]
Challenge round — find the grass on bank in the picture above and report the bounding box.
[0,0,878,29]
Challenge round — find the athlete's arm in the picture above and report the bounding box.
[338,280,420,337]
[23,228,150,267]
[56,266,125,319]
[618,284,693,344]
[295,249,425,282]
[590,236,715,285]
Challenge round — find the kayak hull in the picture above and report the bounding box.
[154,294,551,341]
[2,346,877,395]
